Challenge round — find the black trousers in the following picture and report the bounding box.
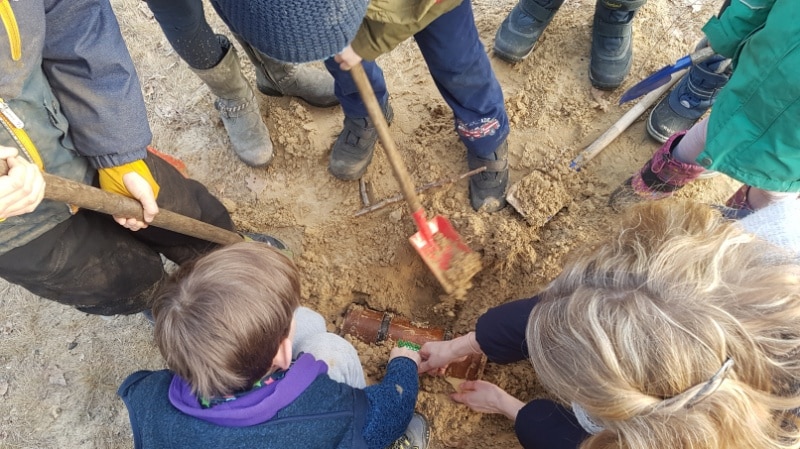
[0,154,234,315]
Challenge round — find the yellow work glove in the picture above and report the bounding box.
[98,159,160,200]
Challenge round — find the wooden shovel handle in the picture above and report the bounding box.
[1,160,242,245]
[350,63,424,213]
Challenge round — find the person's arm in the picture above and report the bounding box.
[474,296,541,364]
[702,0,776,58]
[361,348,420,449]
[348,0,461,61]
[41,0,159,228]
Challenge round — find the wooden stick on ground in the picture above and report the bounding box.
[569,68,688,171]
[354,166,486,217]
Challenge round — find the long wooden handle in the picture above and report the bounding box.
[350,63,423,213]
[570,68,687,170]
[3,160,242,245]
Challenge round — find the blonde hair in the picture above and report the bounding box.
[527,200,800,449]
[153,242,300,399]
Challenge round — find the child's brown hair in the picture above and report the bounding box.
[153,241,300,399]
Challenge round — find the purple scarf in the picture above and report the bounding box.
[168,353,328,427]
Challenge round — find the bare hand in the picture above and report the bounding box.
[389,346,422,366]
[0,146,45,219]
[451,380,525,421]
[113,171,158,230]
[334,45,363,71]
[419,340,465,375]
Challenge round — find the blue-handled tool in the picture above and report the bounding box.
[618,46,715,104]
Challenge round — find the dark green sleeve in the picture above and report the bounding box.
[350,0,460,60]
[702,0,775,58]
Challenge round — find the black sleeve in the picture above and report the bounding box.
[475,296,541,364]
[514,399,588,449]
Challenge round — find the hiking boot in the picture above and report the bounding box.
[235,36,338,108]
[387,413,431,449]
[647,55,731,143]
[589,0,646,90]
[493,0,565,63]
[468,140,509,212]
[191,35,273,167]
[329,102,394,181]
[608,131,704,211]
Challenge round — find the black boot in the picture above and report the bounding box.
[589,0,646,90]
[493,0,565,63]
[647,55,730,142]
[329,102,394,181]
[468,140,509,212]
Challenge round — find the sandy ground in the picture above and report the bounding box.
[0,0,738,447]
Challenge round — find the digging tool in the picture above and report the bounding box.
[0,160,242,245]
[349,63,481,296]
[619,46,715,104]
[508,69,686,224]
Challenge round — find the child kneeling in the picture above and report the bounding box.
[118,241,428,449]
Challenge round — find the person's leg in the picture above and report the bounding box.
[131,151,234,265]
[608,120,707,211]
[324,58,392,180]
[144,0,272,167]
[493,0,565,63]
[589,0,647,90]
[232,35,338,108]
[0,209,167,315]
[292,307,367,388]
[647,0,733,142]
[144,0,222,69]
[414,0,510,211]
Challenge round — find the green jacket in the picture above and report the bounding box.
[351,0,461,60]
[699,0,800,192]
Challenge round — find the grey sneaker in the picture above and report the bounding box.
[387,413,431,449]
[329,102,393,181]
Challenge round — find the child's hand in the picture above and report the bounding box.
[335,45,363,71]
[0,146,46,220]
[390,346,421,366]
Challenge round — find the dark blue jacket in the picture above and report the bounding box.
[119,357,419,449]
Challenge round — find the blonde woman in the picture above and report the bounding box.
[420,199,800,448]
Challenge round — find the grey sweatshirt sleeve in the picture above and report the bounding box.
[41,0,152,168]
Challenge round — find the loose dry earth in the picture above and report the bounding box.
[0,0,736,447]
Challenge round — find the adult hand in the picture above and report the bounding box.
[335,45,363,71]
[419,332,481,375]
[419,340,465,375]
[0,146,45,219]
[451,380,525,421]
[114,171,158,230]
[389,346,422,366]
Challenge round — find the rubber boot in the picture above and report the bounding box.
[329,102,394,181]
[234,36,338,108]
[608,131,705,211]
[589,0,646,90]
[468,140,509,212]
[647,55,731,143]
[493,0,565,63]
[191,36,273,167]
